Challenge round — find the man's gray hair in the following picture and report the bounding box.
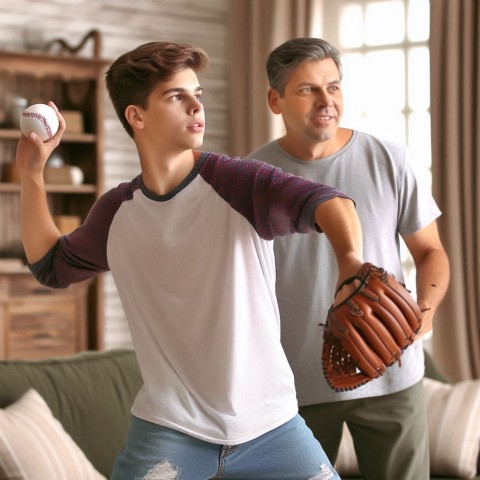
[266,38,343,95]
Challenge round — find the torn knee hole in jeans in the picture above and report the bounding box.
[308,463,336,480]
[142,460,179,480]
[139,460,334,480]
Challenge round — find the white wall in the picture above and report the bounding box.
[0,0,229,349]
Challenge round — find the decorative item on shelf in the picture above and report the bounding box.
[8,96,28,129]
[1,162,84,186]
[45,29,101,59]
[66,81,91,117]
[53,215,81,235]
[69,166,84,185]
[62,110,84,134]
[43,153,84,186]
[1,163,20,183]
[44,166,84,185]
[46,153,64,168]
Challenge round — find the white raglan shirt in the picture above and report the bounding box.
[30,152,351,444]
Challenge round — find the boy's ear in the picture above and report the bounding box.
[268,88,282,115]
[125,105,144,130]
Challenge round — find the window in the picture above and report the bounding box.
[321,0,430,291]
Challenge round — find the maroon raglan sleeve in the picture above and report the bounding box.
[199,153,353,240]
[29,180,136,288]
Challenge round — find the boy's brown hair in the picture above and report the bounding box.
[106,42,209,137]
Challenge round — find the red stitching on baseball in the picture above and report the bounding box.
[22,112,53,138]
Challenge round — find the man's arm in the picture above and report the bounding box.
[314,196,364,293]
[403,220,450,338]
[15,102,66,264]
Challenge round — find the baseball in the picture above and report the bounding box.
[20,103,59,141]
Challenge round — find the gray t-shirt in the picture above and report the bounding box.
[248,131,441,404]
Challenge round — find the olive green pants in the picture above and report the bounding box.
[299,381,429,480]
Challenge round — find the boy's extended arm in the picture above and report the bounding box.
[314,196,364,290]
[15,102,65,264]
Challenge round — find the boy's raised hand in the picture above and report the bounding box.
[15,101,66,181]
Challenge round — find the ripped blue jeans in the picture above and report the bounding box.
[111,414,339,480]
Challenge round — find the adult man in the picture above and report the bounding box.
[15,41,369,480]
[249,37,450,480]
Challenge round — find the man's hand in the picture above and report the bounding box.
[415,301,434,340]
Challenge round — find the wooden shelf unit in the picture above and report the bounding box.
[0,46,108,357]
[0,271,89,360]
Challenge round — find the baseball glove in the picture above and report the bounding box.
[322,262,422,392]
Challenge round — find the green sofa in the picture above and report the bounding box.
[0,349,478,479]
[0,349,143,478]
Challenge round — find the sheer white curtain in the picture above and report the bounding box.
[226,0,321,156]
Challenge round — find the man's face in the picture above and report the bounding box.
[137,68,205,150]
[269,58,343,145]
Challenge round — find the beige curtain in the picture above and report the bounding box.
[430,0,480,380]
[226,0,320,156]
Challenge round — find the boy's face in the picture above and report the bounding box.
[137,68,205,150]
[268,58,343,145]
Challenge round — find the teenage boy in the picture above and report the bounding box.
[15,41,364,480]
[249,37,450,480]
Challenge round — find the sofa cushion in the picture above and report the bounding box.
[424,377,480,479]
[0,349,143,477]
[0,388,105,479]
[334,423,358,477]
[335,378,480,479]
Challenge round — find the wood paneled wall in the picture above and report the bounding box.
[0,0,229,349]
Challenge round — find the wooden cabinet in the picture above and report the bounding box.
[0,32,107,356]
[0,272,88,360]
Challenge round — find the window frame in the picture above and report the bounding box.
[319,0,431,292]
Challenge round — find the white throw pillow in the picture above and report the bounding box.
[334,423,359,476]
[0,388,106,480]
[424,377,480,479]
[335,378,480,479]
